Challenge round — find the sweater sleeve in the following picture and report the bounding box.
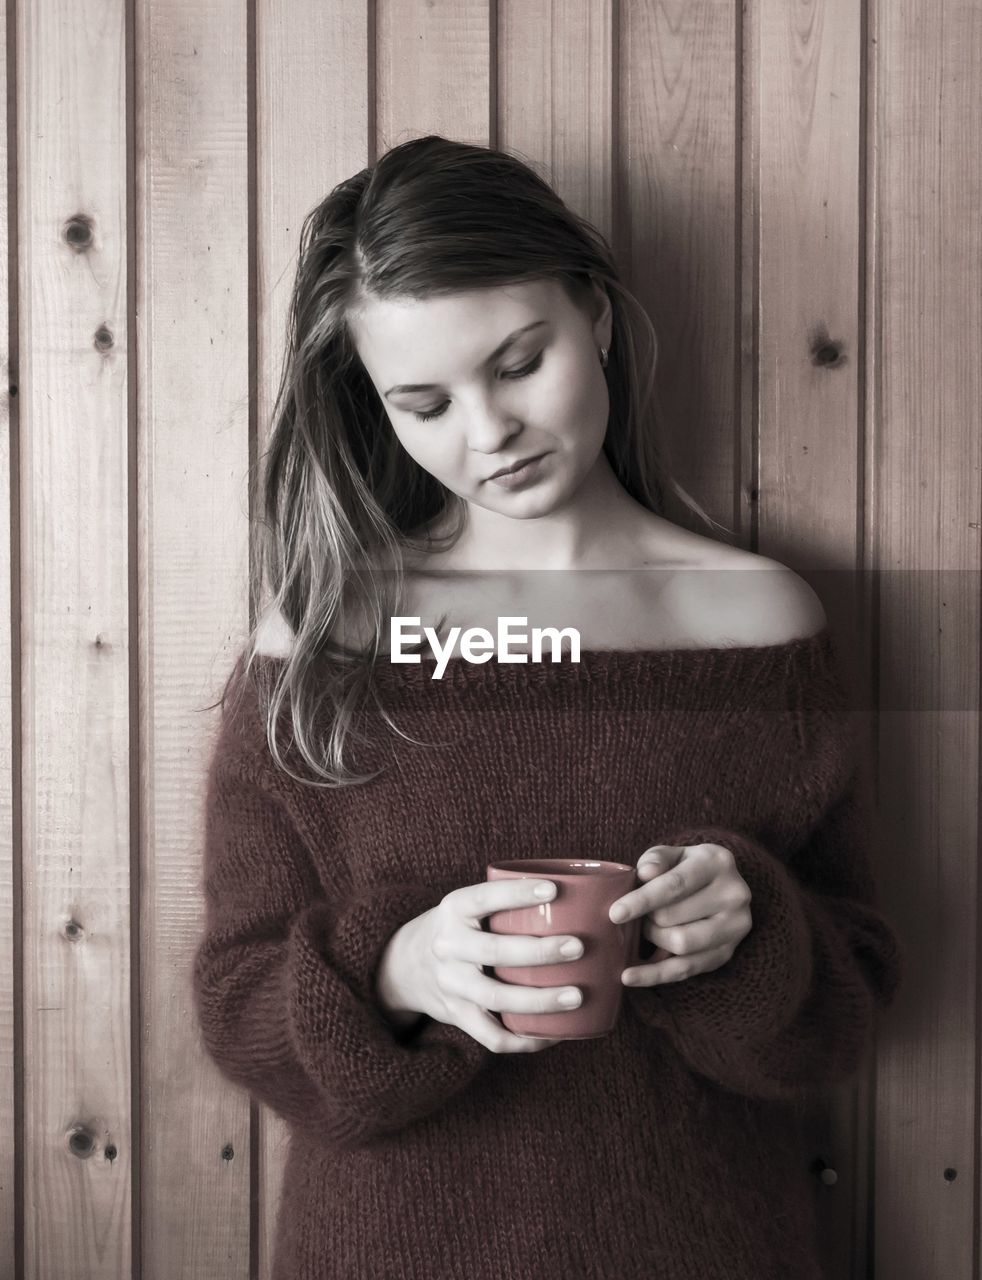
[624,751,904,1104]
[191,720,491,1153]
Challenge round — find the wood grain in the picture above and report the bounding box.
[620,0,740,538]
[869,1,982,1277]
[135,0,250,1276]
[754,3,866,1274]
[20,0,132,1276]
[0,0,12,1274]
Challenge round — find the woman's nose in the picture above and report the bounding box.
[463,395,524,453]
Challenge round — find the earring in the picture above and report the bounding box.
[600,345,609,368]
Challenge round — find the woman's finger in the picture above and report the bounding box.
[451,998,560,1053]
[622,942,737,987]
[644,906,750,956]
[644,881,725,928]
[636,845,686,876]
[610,857,714,923]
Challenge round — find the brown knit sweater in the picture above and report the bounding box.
[191,629,903,1280]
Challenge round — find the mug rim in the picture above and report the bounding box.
[487,858,634,877]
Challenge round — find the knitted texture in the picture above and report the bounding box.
[191,629,904,1280]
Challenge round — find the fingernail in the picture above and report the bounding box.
[534,882,555,899]
[610,905,628,923]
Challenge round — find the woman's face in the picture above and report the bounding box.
[347,278,613,519]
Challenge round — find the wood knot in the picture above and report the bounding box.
[810,1156,838,1185]
[68,1127,95,1157]
[809,337,846,368]
[63,215,95,251]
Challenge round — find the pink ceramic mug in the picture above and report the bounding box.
[485,858,642,1039]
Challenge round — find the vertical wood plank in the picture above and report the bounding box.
[253,3,370,1273]
[19,0,132,1276]
[376,0,491,151]
[756,0,863,574]
[753,3,867,1274]
[0,0,13,1270]
[497,0,615,244]
[619,1,740,534]
[135,0,250,1277]
[870,0,982,1276]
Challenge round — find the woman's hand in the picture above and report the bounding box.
[608,843,753,987]
[380,877,585,1054]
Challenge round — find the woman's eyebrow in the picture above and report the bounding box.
[384,319,548,398]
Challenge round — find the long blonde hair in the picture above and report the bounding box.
[217,134,728,789]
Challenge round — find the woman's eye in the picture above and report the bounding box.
[412,351,544,422]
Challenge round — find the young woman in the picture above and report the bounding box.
[192,135,903,1280]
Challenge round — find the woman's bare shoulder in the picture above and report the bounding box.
[253,604,296,658]
[663,538,827,646]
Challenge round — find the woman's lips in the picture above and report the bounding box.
[487,453,548,488]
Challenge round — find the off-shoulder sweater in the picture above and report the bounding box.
[191,629,904,1280]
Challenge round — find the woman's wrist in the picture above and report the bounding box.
[376,922,426,1028]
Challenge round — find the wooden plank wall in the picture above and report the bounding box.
[0,1,976,1277]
